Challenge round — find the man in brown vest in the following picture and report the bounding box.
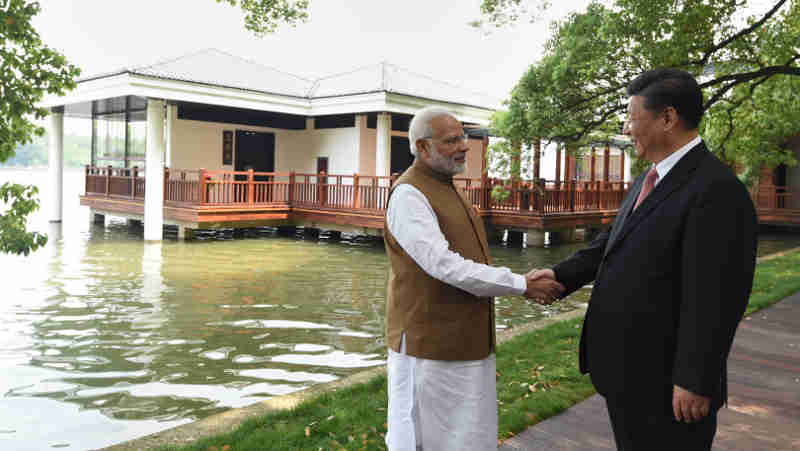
[384,106,565,450]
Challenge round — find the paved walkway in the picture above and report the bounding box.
[500,291,800,451]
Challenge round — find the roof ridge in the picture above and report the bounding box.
[132,48,211,73]
[384,62,497,100]
[210,48,314,83]
[311,61,384,82]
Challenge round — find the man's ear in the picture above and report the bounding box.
[416,138,430,157]
[662,106,679,132]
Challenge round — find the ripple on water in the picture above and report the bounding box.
[239,368,338,383]
[293,344,331,352]
[271,351,385,368]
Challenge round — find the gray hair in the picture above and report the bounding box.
[408,106,454,157]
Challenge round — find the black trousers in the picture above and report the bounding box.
[605,397,718,451]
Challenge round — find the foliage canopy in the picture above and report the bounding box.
[482,0,800,183]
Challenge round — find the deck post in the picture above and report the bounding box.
[144,98,165,241]
[248,168,254,204]
[570,181,576,212]
[105,165,112,197]
[85,165,90,195]
[533,139,541,180]
[48,106,64,222]
[132,166,138,199]
[619,148,626,182]
[199,169,207,204]
[163,167,169,202]
[289,171,295,205]
[603,144,611,189]
[353,173,361,209]
[480,173,489,210]
[317,171,327,206]
[590,147,596,182]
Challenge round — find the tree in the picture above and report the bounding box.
[217,0,310,36]
[481,0,800,184]
[1,0,80,255]
[1,0,309,255]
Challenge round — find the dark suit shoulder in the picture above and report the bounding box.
[689,147,753,206]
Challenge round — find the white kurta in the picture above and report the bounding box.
[385,183,527,451]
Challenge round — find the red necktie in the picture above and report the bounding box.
[634,166,659,210]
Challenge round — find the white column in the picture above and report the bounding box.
[144,99,165,241]
[165,103,176,168]
[48,107,64,222]
[526,230,546,248]
[624,151,632,182]
[376,113,391,177]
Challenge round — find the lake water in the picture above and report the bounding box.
[1,168,798,450]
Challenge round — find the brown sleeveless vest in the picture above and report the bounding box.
[384,160,495,361]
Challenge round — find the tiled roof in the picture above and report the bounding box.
[80,49,499,109]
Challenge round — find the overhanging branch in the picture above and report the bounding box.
[690,0,789,67]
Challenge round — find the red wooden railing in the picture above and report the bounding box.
[754,185,793,209]
[85,165,146,201]
[84,166,631,215]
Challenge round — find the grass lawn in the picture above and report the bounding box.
[163,249,800,451]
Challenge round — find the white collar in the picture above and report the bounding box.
[653,136,701,184]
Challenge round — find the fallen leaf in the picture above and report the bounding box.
[305,427,310,437]
[222,446,230,451]
[527,412,538,421]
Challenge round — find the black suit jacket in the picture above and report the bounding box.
[553,141,757,409]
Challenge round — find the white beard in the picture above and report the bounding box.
[429,146,466,175]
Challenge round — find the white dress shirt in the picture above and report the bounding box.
[653,136,701,186]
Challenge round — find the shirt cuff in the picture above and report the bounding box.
[511,273,527,296]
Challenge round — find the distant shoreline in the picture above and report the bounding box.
[0,166,86,171]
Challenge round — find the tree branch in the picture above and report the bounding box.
[691,0,789,67]
[701,63,800,109]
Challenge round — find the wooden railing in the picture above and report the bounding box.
[85,165,146,201]
[755,186,793,209]
[83,166,631,215]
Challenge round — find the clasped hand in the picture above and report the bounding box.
[524,268,565,305]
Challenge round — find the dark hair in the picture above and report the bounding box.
[626,68,704,129]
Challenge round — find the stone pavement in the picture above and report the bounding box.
[499,290,800,451]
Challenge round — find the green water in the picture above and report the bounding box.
[0,168,797,450]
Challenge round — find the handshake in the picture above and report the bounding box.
[523,269,565,305]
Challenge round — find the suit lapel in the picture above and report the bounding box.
[604,173,644,257]
[604,142,708,257]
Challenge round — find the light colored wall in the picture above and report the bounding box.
[279,125,359,175]
[170,112,360,176]
[361,126,377,176]
[465,139,483,179]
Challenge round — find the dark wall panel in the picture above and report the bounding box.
[314,114,355,129]
[177,103,306,130]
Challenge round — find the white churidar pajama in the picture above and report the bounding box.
[385,183,526,451]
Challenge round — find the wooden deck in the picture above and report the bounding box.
[499,290,800,451]
[80,166,631,231]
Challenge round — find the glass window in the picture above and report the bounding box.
[128,110,147,161]
[94,112,126,165]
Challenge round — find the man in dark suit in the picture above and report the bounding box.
[531,68,758,449]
